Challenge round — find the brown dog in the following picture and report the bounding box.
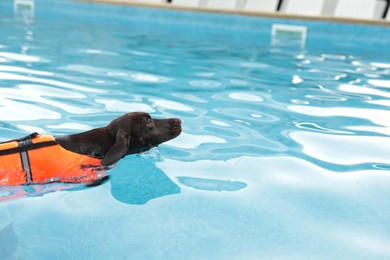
[55,112,182,166]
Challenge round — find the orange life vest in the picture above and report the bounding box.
[0,133,105,186]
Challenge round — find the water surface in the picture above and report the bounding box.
[1,1,390,259]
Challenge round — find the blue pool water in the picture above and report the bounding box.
[1,0,390,258]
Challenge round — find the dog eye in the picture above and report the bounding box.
[146,119,154,128]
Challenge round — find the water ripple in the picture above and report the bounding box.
[95,99,155,113]
[0,65,53,76]
[289,131,390,165]
[0,72,104,93]
[64,64,173,84]
[0,52,43,62]
[189,79,221,88]
[287,105,390,128]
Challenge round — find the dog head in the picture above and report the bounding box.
[101,112,181,166]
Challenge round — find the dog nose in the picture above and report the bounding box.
[170,118,181,125]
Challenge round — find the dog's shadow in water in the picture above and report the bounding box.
[108,156,181,205]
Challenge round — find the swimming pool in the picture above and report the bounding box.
[1,0,390,258]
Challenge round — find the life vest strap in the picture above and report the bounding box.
[19,138,33,183]
[0,134,57,156]
[0,132,39,144]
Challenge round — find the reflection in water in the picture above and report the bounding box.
[110,157,180,205]
[177,176,247,192]
[0,183,77,202]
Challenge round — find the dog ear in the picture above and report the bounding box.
[101,130,130,167]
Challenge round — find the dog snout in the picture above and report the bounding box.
[169,118,182,135]
[169,118,182,125]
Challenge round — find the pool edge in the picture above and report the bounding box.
[74,0,390,27]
